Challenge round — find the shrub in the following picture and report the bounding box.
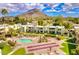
[56,35,65,40]
[2,45,12,55]
[45,34,56,37]
[0,35,6,41]
[8,40,16,46]
[0,42,6,49]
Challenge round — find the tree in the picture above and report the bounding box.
[1,9,8,15]
[66,17,74,21]
[0,42,6,49]
[38,20,44,26]
[14,16,20,24]
[47,20,53,25]
[63,22,73,29]
[38,35,48,43]
[53,16,65,26]
[0,8,8,23]
[7,28,18,37]
[73,18,79,24]
[8,40,16,46]
[28,17,32,23]
[14,16,27,24]
[76,45,79,54]
[0,35,6,41]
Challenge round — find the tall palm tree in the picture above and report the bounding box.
[0,8,8,23]
[1,9,8,16]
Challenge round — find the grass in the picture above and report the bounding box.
[25,32,57,37]
[2,45,12,55]
[67,38,76,55]
[12,48,26,55]
[45,34,56,37]
[60,42,69,55]
[60,36,77,55]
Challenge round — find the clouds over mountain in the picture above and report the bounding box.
[0,3,79,17]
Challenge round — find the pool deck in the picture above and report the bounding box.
[9,36,62,44]
[7,36,65,55]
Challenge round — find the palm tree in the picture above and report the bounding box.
[1,8,8,15]
[38,20,43,26]
[6,28,18,37]
[8,40,16,46]
[0,8,8,23]
[63,22,73,29]
[53,16,65,26]
[0,35,6,41]
[38,35,48,43]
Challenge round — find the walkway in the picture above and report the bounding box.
[26,42,59,51]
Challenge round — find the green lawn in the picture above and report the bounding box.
[24,32,57,37]
[12,48,26,55]
[2,45,12,55]
[60,42,69,55]
[60,38,76,55]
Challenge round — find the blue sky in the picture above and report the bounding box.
[0,3,79,17]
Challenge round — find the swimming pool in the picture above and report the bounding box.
[17,39,32,43]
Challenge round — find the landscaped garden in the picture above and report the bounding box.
[60,42,69,54]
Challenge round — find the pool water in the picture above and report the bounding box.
[17,39,32,43]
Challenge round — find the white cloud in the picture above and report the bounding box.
[7,4,15,7]
[65,3,72,6]
[51,3,60,8]
[45,9,56,12]
[66,11,79,14]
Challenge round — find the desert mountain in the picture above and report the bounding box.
[18,8,48,18]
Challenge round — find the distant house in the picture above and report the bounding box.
[20,24,65,35]
[0,24,65,35]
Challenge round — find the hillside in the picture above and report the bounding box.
[18,8,48,18]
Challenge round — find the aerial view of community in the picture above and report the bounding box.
[0,3,79,55]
